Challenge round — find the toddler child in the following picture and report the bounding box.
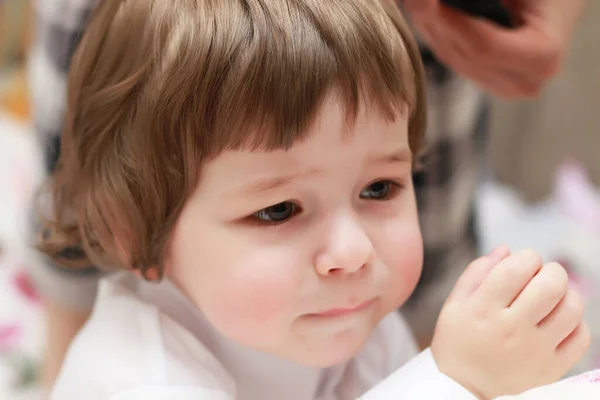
[38,0,592,398]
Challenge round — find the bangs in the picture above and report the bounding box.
[43,0,425,272]
[146,0,419,157]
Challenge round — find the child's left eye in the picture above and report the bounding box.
[359,180,401,200]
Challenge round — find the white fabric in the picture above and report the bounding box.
[51,273,477,400]
[496,379,600,400]
[51,272,600,399]
[360,348,477,400]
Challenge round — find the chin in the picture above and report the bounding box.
[318,341,367,367]
[291,326,374,368]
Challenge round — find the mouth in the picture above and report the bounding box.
[310,298,375,318]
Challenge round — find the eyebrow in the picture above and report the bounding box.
[230,148,412,197]
[368,148,412,165]
[232,169,322,197]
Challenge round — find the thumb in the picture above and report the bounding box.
[402,0,438,14]
[447,245,511,302]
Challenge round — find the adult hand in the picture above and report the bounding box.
[403,0,587,98]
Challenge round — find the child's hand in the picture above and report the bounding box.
[431,248,591,399]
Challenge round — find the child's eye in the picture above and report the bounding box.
[251,202,299,225]
[359,180,400,200]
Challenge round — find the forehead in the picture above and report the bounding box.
[200,97,410,183]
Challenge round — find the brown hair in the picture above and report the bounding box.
[38,0,427,279]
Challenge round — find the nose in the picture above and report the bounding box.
[314,211,375,276]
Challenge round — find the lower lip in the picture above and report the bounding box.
[311,299,375,318]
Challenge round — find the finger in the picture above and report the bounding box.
[418,22,537,98]
[556,322,592,372]
[492,25,562,79]
[487,245,511,265]
[539,288,585,346]
[457,64,538,99]
[510,262,569,324]
[430,15,546,96]
[434,6,561,77]
[460,58,546,98]
[447,246,510,302]
[483,73,543,99]
[446,257,494,303]
[403,0,438,14]
[472,249,542,309]
[477,53,549,97]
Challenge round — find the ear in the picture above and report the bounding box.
[115,238,163,282]
[130,265,162,282]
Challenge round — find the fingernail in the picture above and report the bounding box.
[487,245,510,265]
[488,244,509,256]
[487,247,498,257]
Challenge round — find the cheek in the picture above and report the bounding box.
[213,258,298,323]
[170,205,305,344]
[393,231,423,293]
[379,215,423,301]
[177,240,304,343]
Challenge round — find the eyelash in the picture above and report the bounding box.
[360,179,403,201]
[246,179,403,227]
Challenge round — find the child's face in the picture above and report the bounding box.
[168,96,423,367]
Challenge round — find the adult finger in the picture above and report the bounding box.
[419,26,532,97]
[433,5,561,77]
[403,0,438,14]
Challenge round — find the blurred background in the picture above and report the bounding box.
[1,1,45,399]
[0,0,598,398]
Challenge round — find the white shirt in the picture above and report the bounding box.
[51,273,477,400]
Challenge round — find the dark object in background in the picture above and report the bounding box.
[441,0,514,28]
